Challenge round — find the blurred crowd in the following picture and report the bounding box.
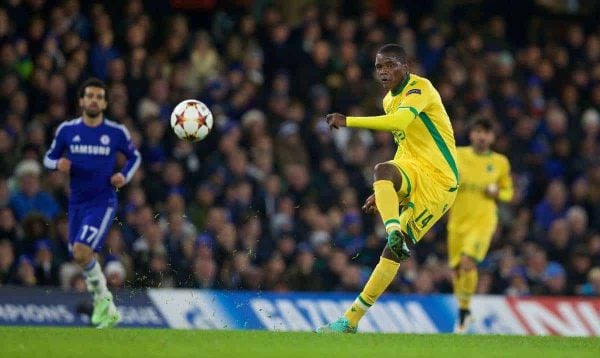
[1,0,600,297]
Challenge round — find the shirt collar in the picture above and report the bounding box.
[391,73,411,96]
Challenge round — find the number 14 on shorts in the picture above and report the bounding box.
[415,208,434,228]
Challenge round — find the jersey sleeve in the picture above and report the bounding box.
[117,125,142,183]
[346,80,430,132]
[497,156,513,202]
[43,124,67,170]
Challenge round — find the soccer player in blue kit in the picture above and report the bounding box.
[44,78,141,328]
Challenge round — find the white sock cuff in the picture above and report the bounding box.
[354,295,371,311]
[84,259,97,272]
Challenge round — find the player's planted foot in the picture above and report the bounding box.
[91,292,114,326]
[96,300,121,329]
[387,230,411,261]
[455,309,473,334]
[315,317,357,334]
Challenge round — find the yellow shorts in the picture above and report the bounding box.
[447,228,494,268]
[385,159,457,243]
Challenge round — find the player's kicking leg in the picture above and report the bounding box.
[317,163,410,333]
[453,255,477,334]
[70,202,120,328]
[315,243,409,334]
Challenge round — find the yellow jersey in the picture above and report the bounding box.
[347,73,458,189]
[447,146,513,234]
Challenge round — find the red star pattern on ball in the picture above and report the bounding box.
[192,102,207,127]
[174,112,186,128]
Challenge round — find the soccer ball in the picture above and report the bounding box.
[170,99,214,142]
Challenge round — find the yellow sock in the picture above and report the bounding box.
[455,268,478,310]
[344,256,400,327]
[373,180,401,234]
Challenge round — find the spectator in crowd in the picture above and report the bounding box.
[105,260,127,291]
[13,255,37,287]
[103,227,134,282]
[580,267,600,296]
[33,239,60,286]
[191,255,218,289]
[285,244,323,291]
[534,181,568,232]
[0,207,18,243]
[0,239,15,286]
[9,160,59,221]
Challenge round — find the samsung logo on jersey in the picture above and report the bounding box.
[70,144,111,156]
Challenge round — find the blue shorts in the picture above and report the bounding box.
[68,198,117,252]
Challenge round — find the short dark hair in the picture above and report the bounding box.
[78,77,107,98]
[378,44,407,64]
[469,117,495,132]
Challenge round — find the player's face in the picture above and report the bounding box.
[79,86,107,118]
[470,127,495,152]
[375,53,408,91]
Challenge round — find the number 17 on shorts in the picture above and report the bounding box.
[69,199,117,252]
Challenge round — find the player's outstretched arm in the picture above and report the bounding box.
[325,109,418,132]
[329,84,429,132]
[326,79,433,132]
[346,108,418,132]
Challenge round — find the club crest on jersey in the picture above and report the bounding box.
[406,89,421,96]
[100,135,110,145]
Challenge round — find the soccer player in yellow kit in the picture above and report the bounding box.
[317,44,459,333]
[447,117,513,333]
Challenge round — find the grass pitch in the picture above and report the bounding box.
[1,327,598,357]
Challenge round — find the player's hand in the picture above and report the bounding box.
[362,193,378,214]
[110,173,127,189]
[57,158,71,173]
[325,113,347,130]
[484,183,499,199]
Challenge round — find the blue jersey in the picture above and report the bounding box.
[44,117,141,205]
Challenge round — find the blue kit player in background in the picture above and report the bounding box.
[44,78,141,328]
